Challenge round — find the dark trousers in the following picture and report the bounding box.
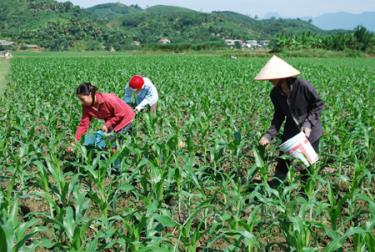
[109,123,133,144]
[274,139,320,181]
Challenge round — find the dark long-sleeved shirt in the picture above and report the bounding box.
[265,78,324,143]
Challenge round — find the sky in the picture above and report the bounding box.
[59,0,375,18]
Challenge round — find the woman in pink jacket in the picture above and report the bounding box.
[68,83,135,152]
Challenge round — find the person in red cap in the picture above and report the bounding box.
[124,75,159,113]
[67,82,135,152]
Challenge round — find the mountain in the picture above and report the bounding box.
[144,5,199,14]
[85,3,323,43]
[312,12,375,31]
[0,0,325,50]
[0,0,92,32]
[0,0,131,50]
[86,2,142,20]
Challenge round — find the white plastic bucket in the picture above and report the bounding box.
[279,132,319,167]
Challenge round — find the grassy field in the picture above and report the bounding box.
[0,58,10,96]
[14,48,371,59]
[0,53,374,251]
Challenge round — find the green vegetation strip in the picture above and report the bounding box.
[0,54,374,251]
[0,58,10,96]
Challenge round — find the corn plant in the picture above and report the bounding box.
[0,54,374,250]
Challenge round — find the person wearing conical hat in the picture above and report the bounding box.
[256,55,324,187]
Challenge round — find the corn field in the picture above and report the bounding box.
[0,54,374,251]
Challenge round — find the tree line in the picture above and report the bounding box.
[270,26,374,53]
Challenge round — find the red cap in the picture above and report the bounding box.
[129,75,144,90]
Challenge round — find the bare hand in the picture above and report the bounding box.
[101,125,109,133]
[302,127,312,138]
[66,142,75,153]
[259,135,271,146]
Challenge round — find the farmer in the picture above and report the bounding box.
[67,82,135,152]
[255,55,324,186]
[124,75,159,113]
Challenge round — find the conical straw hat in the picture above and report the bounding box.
[255,55,300,80]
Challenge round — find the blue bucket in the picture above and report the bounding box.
[83,130,107,149]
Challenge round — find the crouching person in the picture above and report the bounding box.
[67,82,135,152]
[124,75,159,113]
[255,56,324,187]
